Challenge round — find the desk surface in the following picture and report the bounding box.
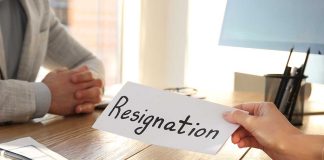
[0,92,323,160]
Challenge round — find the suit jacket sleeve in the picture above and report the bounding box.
[44,9,105,81]
[0,4,105,123]
[0,80,36,123]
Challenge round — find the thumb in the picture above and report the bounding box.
[223,110,252,127]
[75,103,95,114]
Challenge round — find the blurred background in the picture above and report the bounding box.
[45,0,324,103]
[46,0,119,87]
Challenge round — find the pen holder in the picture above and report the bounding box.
[264,74,307,126]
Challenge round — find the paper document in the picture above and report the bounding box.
[93,82,240,154]
[0,137,67,160]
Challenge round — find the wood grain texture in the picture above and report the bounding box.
[0,110,149,160]
[127,139,248,160]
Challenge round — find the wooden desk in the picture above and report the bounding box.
[0,92,323,160]
[0,111,247,160]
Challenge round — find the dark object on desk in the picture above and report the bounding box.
[95,97,112,109]
[0,147,32,160]
[164,87,206,99]
[286,49,310,122]
[164,87,197,96]
[273,48,294,107]
[95,96,113,109]
[265,48,310,126]
[95,101,109,109]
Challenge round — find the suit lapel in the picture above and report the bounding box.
[17,0,37,80]
[0,28,7,79]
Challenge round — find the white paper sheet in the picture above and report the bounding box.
[0,137,67,160]
[93,82,240,154]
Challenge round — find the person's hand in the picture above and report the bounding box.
[70,66,104,113]
[42,68,102,115]
[223,102,304,160]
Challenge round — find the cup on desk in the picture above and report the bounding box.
[264,74,310,125]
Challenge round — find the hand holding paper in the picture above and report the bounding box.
[93,82,239,154]
[223,102,324,160]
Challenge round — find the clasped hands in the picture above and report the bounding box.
[42,65,104,116]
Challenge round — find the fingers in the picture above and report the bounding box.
[223,109,255,133]
[75,87,102,104]
[223,109,250,124]
[71,71,94,83]
[234,103,262,115]
[46,66,101,116]
[70,66,102,84]
[75,103,96,114]
[236,136,261,149]
[231,127,261,149]
[234,102,277,116]
[232,127,251,144]
[231,109,254,130]
[78,79,104,90]
[53,66,103,87]
[67,65,90,76]
[223,111,236,123]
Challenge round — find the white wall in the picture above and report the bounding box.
[122,0,188,89]
[139,0,188,89]
[121,0,141,83]
[185,0,314,93]
[121,0,324,92]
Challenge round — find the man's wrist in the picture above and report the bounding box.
[32,82,52,118]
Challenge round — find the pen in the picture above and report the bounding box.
[274,47,294,108]
[0,148,32,160]
[287,48,310,121]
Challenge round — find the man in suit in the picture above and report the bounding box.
[0,0,105,123]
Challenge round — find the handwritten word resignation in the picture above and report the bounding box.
[108,96,220,139]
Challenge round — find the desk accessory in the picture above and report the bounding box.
[0,137,67,160]
[0,147,31,160]
[285,49,310,123]
[265,48,310,125]
[164,87,206,99]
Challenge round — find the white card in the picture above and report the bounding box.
[93,82,239,154]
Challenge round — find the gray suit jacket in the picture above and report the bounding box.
[0,0,105,123]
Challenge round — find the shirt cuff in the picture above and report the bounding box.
[32,82,51,118]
